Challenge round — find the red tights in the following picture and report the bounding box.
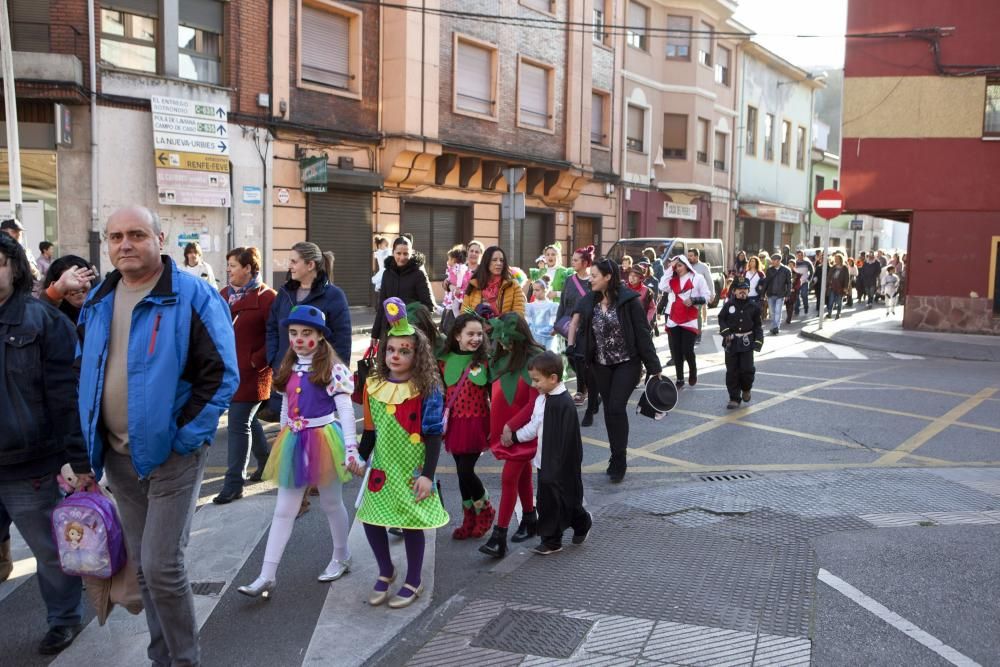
[497,459,535,529]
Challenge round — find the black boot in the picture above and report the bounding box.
[478,526,508,559]
[510,510,538,543]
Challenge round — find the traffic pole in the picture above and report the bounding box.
[818,218,831,331]
[0,0,23,221]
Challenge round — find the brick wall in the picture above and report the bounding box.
[228,0,271,114]
[439,1,569,162]
[49,0,92,78]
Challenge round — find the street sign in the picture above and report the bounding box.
[814,189,845,220]
[501,192,526,220]
[154,151,229,173]
[850,218,864,231]
[242,186,262,204]
[150,95,230,207]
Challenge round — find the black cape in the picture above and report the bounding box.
[536,391,585,537]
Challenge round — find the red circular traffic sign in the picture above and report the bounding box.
[814,189,845,220]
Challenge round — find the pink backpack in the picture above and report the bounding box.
[52,490,126,579]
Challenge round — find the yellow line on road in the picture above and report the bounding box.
[582,435,703,469]
[875,387,999,465]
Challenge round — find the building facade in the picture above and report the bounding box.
[733,42,821,257]
[842,0,1000,334]
[3,0,272,277]
[618,0,745,253]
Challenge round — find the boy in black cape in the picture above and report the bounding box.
[503,351,591,555]
[718,276,764,409]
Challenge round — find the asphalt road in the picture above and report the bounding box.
[2,310,999,666]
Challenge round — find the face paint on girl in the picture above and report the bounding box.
[386,337,416,379]
[289,325,321,356]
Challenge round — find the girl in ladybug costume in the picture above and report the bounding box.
[350,298,449,609]
[438,313,494,540]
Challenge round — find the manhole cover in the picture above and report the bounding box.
[698,472,754,482]
[471,609,593,658]
[191,581,225,596]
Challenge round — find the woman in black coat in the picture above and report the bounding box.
[371,236,436,341]
[568,259,662,483]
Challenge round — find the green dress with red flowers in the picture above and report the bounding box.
[357,377,450,529]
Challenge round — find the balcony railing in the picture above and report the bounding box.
[714,159,727,171]
[663,148,686,160]
[696,151,708,163]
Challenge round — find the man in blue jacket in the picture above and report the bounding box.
[76,207,237,667]
[0,234,92,655]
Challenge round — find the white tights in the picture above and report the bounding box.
[256,478,350,582]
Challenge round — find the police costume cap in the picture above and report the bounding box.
[637,375,677,418]
[281,305,333,339]
[383,297,416,337]
[730,276,751,291]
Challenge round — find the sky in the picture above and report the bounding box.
[732,0,849,69]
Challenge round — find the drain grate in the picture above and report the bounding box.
[698,472,754,482]
[190,581,225,596]
[470,609,593,659]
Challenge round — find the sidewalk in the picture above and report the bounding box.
[800,303,1000,362]
[348,305,377,335]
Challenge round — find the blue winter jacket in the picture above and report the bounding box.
[266,272,352,368]
[76,256,239,479]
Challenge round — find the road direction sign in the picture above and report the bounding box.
[159,188,232,208]
[155,169,230,190]
[154,131,229,156]
[814,189,845,220]
[152,114,228,139]
[154,151,229,173]
[151,96,227,122]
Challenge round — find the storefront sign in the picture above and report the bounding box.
[54,104,72,147]
[742,204,802,224]
[242,186,262,204]
[663,202,699,221]
[300,156,328,193]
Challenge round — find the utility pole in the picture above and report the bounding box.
[0,0,23,222]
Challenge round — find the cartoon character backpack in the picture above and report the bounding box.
[51,490,126,579]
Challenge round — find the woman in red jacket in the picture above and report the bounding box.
[214,247,278,504]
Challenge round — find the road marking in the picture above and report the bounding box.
[818,569,982,667]
[875,387,999,465]
[888,352,925,360]
[827,343,869,360]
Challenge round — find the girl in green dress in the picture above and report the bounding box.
[350,298,449,609]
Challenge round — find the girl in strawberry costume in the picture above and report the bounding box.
[438,313,494,540]
[350,298,449,609]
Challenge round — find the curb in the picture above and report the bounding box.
[798,328,1000,362]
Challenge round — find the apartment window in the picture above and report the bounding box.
[626,105,645,152]
[833,178,839,190]
[746,106,758,156]
[666,15,691,59]
[815,174,825,193]
[521,0,555,14]
[662,114,687,159]
[100,8,157,73]
[593,8,606,43]
[795,125,807,169]
[780,120,792,165]
[627,2,648,51]
[985,79,1000,136]
[715,45,731,86]
[713,131,727,171]
[696,118,709,163]
[764,113,775,160]
[591,91,608,146]
[455,38,496,117]
[300,3,359,93]
[698,21,713,67]
[178,1,223,84]
[518,59,552,130]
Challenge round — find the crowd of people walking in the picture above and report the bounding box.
[0,209,907,663]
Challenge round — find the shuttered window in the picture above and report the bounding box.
[402,205,464,279]
[662,114,687,159]
[714,131,727,171]
[519,213,552,271]
[456,40,494,116]
[626,2,647,50]
[985,80,1000,136]
[697,118,709,163]
[626,105,644,152]
[10,0,51,52]
[307,191,374,306]
[698,21,713,67]
[666,15,691,59]
[591,92,606,145]
[521,0,553,13]
[301,6,351,90]
[519,62,550,129]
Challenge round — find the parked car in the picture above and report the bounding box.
[606,237,726,306]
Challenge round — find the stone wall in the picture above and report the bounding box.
[904,296,1000,335]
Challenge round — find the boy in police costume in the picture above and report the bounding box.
[718,277,764,409]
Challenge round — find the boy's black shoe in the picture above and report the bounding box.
[38,624,82,655]
[572,513,593,545]
[532,542,563,555]
[608,470,626,483]
[581,411,595,427]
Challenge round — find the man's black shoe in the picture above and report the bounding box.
[572,513,593,545]
[39,624,82,655]
[608,470,625,483]
[532,542,563,555]
[581,411,594,427]
[212,489,243,505]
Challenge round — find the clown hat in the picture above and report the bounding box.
[383,297,416,337]
[281,305,332,339]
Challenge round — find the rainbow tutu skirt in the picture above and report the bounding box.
[263,422,352,488]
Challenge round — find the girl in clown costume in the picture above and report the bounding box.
[350,298,449,609]
[238,305,358,598]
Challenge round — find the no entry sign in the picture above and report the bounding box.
[814,189,845,220]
